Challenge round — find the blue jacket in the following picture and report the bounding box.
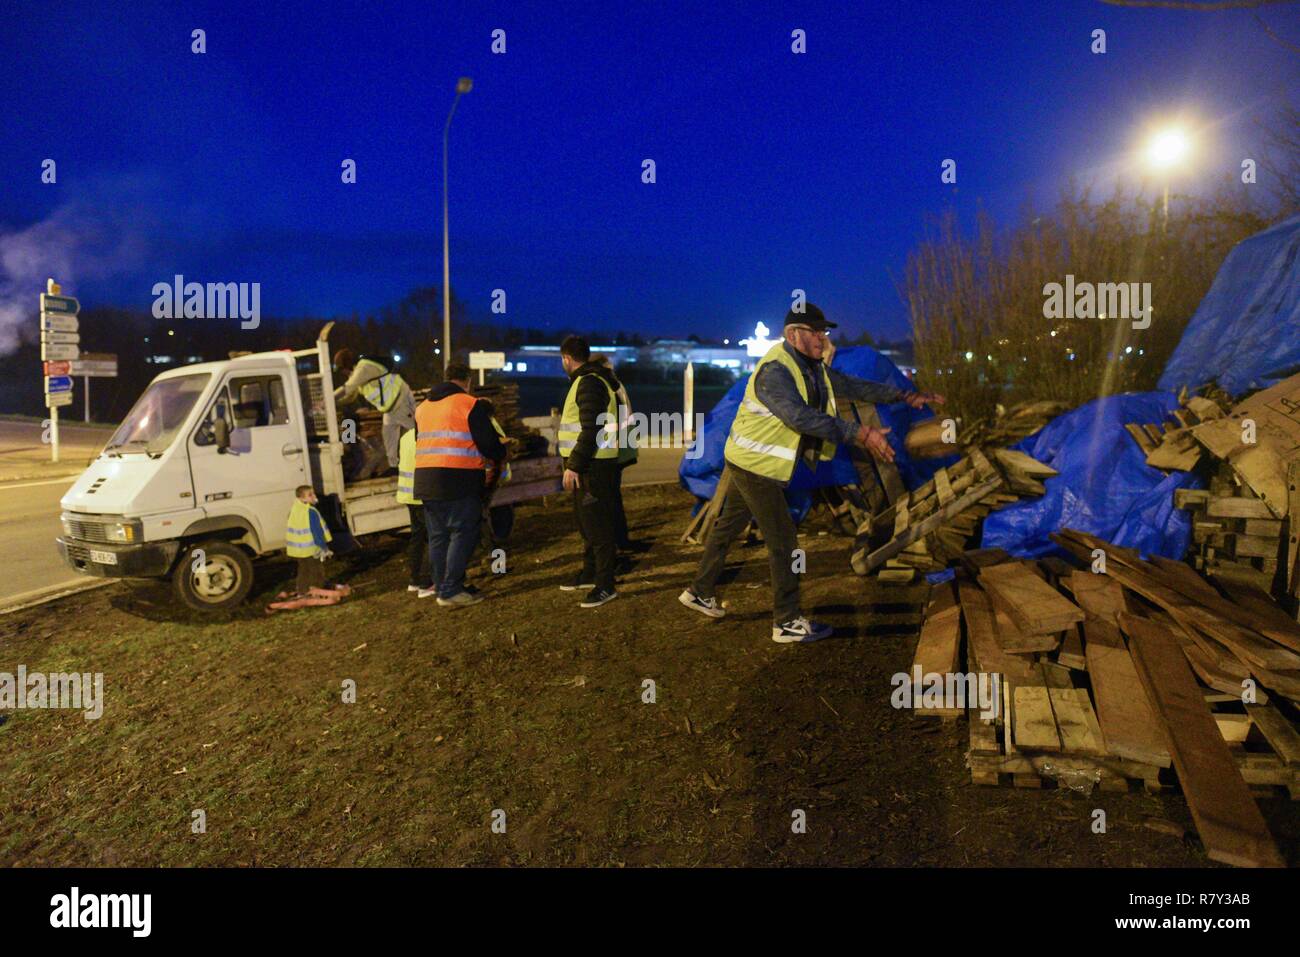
[307,506,330,551]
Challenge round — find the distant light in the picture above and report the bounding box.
[168,330,175,336]
[1125,346,1133,354]
[435,348,441,355]
[723,339,729,345]
[1050,330,1057,337]
[964,351,973,361]
[393,353,402,363]
[1144,126,1191,170]
[517,361,527,372]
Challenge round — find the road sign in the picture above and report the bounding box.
[469,351,506,370]
[40,294,80,315]
[45,375,73,393]
[40,330,80,344]
[45,391,73,408]
[70,357,117,377]
[40,313,79,332]
[44,360,71,376]
[41,342,80,361]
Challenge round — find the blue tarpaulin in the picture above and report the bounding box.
[1158,214,1300,395]
[678,345,948,513]
[980,392,1202,560]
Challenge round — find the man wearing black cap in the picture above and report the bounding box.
[680,303,942,643]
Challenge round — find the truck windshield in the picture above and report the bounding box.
[106,374,212,455]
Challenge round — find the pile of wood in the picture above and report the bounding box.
[850,447,1057,582]
[907,399,1070,459]
[1128,371,1300,613]
[914,532,1298,866]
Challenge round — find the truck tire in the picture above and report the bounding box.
[173,541,254,611]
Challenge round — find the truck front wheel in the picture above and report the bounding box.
[173,541,254,611]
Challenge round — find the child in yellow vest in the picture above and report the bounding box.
[286,485,333,595]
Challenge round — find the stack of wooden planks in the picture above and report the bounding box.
[851,447,1057,582]
[912,536,1298,866]
[1129,372,1300,615]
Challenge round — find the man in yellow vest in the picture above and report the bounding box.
[557,336,623,608]
[396,427,432,595]
[413,362,507,607]
[680,304,943,643]
[333,347,416,469]
[286,485,334,595]
[593,353,642,551]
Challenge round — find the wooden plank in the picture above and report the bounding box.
[979,561,1084,634]
[854,474,1003,574]
[1121,613,1284,868]
[1126,423,1156,455]
[1048,685,1107,756]
[934,466,953,506]
[1066,570,1130,624]
[1083,616,1171,767]
[1246,703,1300,765]
[991,605,1060,654]
[1207,497,1278,520]
[1012,684,1062,750]
[1057,623,1086,671]
[959,582,1035,680]
[913,581,961,678]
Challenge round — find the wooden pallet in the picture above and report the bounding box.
[851,447,1055,577]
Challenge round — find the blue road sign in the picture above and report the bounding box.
[45,375,73,393]
[40,294,80,315]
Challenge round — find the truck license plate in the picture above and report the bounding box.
[89,549,118,566]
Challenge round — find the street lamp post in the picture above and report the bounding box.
[442,76,473,374]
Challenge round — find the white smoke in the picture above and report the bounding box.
[0,199,149,356]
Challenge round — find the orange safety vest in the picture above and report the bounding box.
[414,392,485,471]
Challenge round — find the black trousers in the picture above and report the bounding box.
[691,466,802,625]
[573,459,620,592]
[406,504,432,588]
[613,463,631,548]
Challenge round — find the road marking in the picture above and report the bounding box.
[0,477,78,491]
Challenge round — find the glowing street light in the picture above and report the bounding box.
[1141,124,1192,229]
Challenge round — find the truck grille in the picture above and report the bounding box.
[64,542,93,563]
[64,519,112,543]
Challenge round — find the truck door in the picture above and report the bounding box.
[189,371,307,550]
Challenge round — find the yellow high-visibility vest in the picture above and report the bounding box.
[360,369,407,414]
[558,374,619,460]
[396,430,421,505]
[724,342,837,482]
[286,499,332,558]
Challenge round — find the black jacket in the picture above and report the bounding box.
[564,361,622,474]
[412,383,509,501]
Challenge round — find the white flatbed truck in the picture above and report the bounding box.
[56,323,561,610]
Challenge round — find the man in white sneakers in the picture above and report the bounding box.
[679,304,942,643]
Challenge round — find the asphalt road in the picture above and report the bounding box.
[0,475,84,606]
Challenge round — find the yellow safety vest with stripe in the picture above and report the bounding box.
[558,373,620,459]
[615,384,638,466]
[285,499,333,558]
[360,367,407,414]
[396,429,420,505]
[724,342,837,482]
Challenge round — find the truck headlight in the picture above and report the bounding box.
[107,521,141,543]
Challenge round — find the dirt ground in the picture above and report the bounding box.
[1,483,1296,867]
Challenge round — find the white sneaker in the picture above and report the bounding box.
[772,617,833,643]
[679,589,725,619]
[437,590,484,608]
[407,585,422,593]
[417,587,438,599]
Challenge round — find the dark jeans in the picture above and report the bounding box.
[423,495,482,599]
[613,463,631,548]
[573,460,620,592]
[296,556,326,594]
[691,466,802,624]
[406,504,432,589]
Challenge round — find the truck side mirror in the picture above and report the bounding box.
[213,416,231,453]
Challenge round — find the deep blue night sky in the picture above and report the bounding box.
[0,0,1295,346]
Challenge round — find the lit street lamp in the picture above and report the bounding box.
[442,76,473,373]
[1141,125,1191,231]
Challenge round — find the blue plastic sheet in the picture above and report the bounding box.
[1158,214,1300,395]
[678,345,948,510]
[980,392,1202,560]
